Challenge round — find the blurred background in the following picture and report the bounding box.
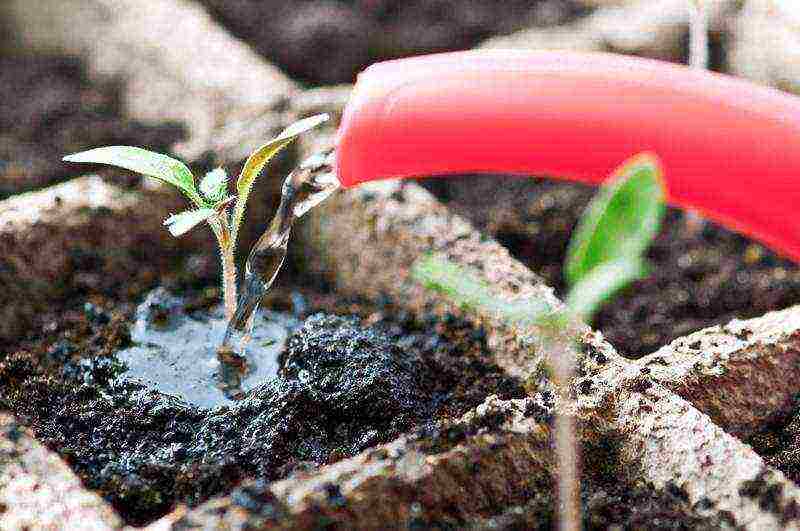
[2,0,800,357]
[0,0,795,199]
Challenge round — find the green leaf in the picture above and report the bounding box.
[564,153,666,287]
[411,253,551,326]
[64,146,202,206]
[163,208,216,237]
[565,257,647,322]
[231,114,330,241]
[199,167,228,203]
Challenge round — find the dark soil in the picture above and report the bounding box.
[169,398,727,530]
[748,399,800,491]
[195,0,591,85]
[0,282,524,525]
[473,482,730,530]
[422,175,800,359]
[0,54,185,198]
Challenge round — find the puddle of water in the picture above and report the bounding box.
[118,149,339,408]
[116,290,299,409]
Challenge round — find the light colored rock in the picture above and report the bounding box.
[730,0,800,93]
[1,0,298,163]
[0,414,121,530]
[483,0,739,61]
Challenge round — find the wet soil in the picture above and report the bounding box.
[195,0,591,85]
[422,175,800,359]
[0,54,185,198]
[1,281,524,525]
[115,288,298,408]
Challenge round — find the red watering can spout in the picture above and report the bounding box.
[335,50,800,263]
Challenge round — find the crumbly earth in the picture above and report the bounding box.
[0,54,185,197]
[196,0,591,85]
[471,482,728,530]
[748,400,800,490]
[0,287,524,526]
[170,408,725,530]
[423,175,800,359]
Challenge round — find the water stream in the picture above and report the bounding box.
[221,150,340,350]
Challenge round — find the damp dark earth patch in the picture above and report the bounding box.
[422,175,800,359]
[114,288,299,408]
[0,282,525,526]
[195,0,591,85]
[0,54,185,198]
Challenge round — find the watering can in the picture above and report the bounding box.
[335,50,800,262]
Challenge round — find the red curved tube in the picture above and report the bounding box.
[335,50,800,262]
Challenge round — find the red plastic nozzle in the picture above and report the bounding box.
[336,50,800,262]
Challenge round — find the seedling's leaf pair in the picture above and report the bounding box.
[411,153,666,327]
[63,113,330,239]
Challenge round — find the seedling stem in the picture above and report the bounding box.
[63,114,330,327]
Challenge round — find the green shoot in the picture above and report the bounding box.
[411,253,552,327]
[411,153,665,531]
[563,153,665,317]
[412,153,666,327]
[63,114,329,322]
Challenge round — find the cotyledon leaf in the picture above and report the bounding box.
[163,208,217,237]
[231,113,330,243]
[411,252,552,326]
[564,153,666,287]
[63,146,203,206]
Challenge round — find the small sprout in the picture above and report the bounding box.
[63,114,330,323]
[163,209,218,237]
[411,153,665,531]
[412,153,666,327]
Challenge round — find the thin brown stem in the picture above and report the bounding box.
[539,319,581,531]
[684,0,708,233]
[553,341,580,531]
[209,217,238,322]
